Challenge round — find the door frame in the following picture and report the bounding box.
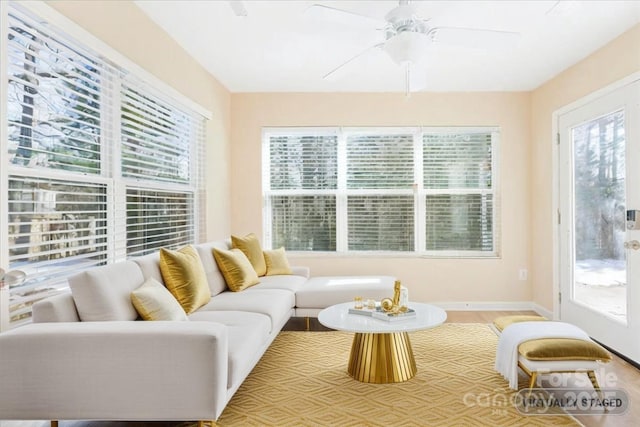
[552,71,640,321]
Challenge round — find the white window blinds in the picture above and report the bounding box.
[121,83,193,183]
[346,132,415,251]
[346,133,414,189]
[3,4,208,327]
[125,188,195,257]
[7,13,107,175]
[268,134,337,190]
[121,77,206,257]
[423,130,496,253]
[264,127,499,256]
[6,7,113,324]
[7,176,108,323]
[265,132,338,250]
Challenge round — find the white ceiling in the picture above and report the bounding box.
[134,0,640,93]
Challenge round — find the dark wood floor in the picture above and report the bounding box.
[1,311,637,427]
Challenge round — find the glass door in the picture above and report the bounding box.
[558,79,640,363]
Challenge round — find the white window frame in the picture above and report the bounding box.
[0,1,210,329]
[263,126,500,258]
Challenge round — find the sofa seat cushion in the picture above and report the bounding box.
[249,274,307,293]
[198,289,294,333]
[296,276,396,309]
[69,261,144,321]
[189,311,271,389]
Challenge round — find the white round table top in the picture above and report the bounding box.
[318,301,447,333]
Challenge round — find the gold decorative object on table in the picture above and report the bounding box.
[380,280,408,314]
[353,296,363,309]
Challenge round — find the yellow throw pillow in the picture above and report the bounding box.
[213,248,260,292]
[519,338,612,361]
[493,315,548,332]
[231,233,267,276]
[131,277,188,321]
[263,247,292,276]
[159,246,211,314]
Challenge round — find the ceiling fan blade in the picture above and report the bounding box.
[305,4,384,31]
[430,27,521,50]
[546,0,583,16]
[323,43,384,81]
[228,1,248,17]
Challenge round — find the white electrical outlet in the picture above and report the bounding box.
[518,269,528,281]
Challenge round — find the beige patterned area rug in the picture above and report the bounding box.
[217,323,580,426]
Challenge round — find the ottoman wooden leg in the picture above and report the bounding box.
[528,371,538,393]
[587,370,601,391]
[587,370,609,413]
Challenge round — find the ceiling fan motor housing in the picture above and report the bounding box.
[383,3,431,66]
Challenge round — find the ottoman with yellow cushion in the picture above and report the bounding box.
[493,315,612,392]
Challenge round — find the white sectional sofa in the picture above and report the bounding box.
[0,239,395,424]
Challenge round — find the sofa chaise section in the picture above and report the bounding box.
[0,238,397,424]
[0,320,229,421]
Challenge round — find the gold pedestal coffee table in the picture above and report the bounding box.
[318,301,447,383]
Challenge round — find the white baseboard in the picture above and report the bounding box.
[531,303,554,319]
[433,301,548,313]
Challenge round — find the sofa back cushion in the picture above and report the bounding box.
[32,293,80,323]
[69,261,144,321]
[132,252,164,284]
[194,240,232,296]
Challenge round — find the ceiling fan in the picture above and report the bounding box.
[308,0,521,94]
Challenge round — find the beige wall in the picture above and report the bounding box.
[530,24,640,311]
[231,93,532,304]
[42,1,640,308]
[49,0,233,241]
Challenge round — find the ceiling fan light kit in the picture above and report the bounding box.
[383,32,430,67]
[311,0,520,94]
[382,2,431,67]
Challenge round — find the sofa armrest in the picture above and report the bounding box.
[290,266,310,278]
[0,321,229,421]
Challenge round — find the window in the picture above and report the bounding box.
[120,78,205,257]
[346,132,415,251]
[266,132,337,251]
[423,130,495,252]
[3,4,206,326]
[263,127,499,257]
